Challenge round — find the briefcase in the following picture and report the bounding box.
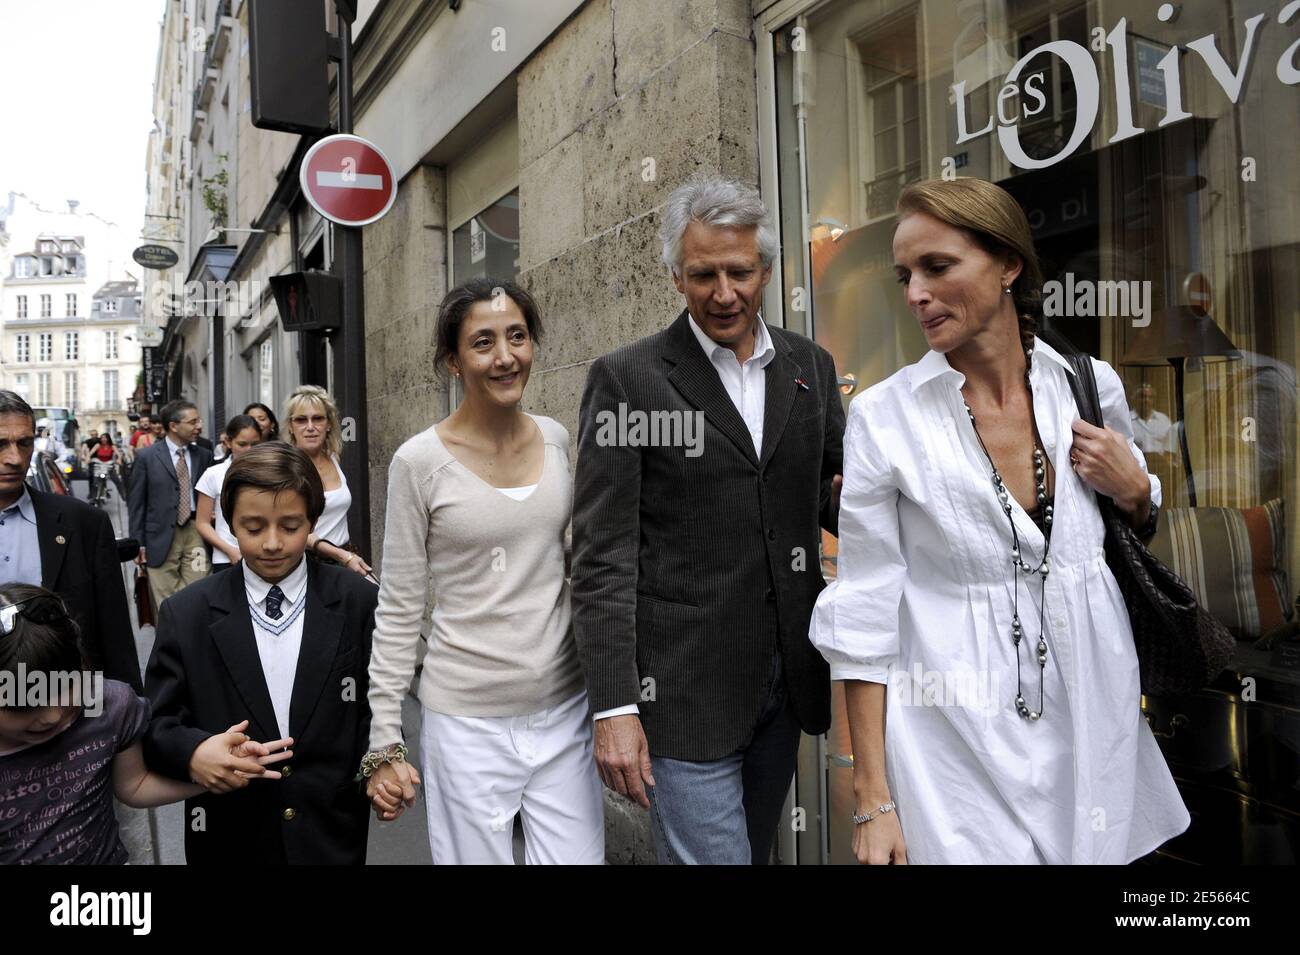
[134,564,157,628]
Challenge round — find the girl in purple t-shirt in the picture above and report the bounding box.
[0,584,292,864]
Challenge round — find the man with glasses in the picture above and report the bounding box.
[0,389,140,691]
[128,399,212,605]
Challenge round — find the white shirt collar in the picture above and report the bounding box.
[908,335,1075,393]
[242,556,309,607]
[3,486,37,524]
[687,311,776,368]
[165,435,189,458]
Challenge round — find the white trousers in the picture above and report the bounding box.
[420,689,605,865]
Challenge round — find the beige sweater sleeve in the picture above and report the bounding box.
[366,452,431,750]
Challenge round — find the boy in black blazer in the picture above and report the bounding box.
[144,442,377,864]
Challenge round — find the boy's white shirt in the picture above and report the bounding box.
[242,557,309,739]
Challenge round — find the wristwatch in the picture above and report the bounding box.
[1134,499,1160,542]
[852,800,896,825]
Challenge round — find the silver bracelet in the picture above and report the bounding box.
[852,800,896,825]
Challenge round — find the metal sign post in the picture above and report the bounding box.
[330,3,371,562]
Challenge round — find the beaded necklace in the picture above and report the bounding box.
[961,347,1054,721]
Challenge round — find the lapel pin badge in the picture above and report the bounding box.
[794,377,809,391]
[55,535,66,545]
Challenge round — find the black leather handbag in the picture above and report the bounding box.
[1063,353,1233,696]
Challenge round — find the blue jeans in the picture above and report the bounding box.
[645,652,801,865]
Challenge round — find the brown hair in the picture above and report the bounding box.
[897,178,1043,355]
[433,278,544,382]
[220,441,325,525]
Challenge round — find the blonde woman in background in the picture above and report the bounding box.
[284,384,372,579]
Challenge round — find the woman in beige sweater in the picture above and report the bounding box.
[363,278,603,865]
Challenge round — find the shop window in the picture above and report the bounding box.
[451,190,520,287]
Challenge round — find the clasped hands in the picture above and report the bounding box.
[365,759,421,822]
[188,719,294,794]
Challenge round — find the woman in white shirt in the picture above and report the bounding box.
[811,178,1189,865]
[194,413,262,567]
[363,278,603,865]
[283,384,372,579]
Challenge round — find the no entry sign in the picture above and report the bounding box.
[300,133,396,227]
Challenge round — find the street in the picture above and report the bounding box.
[81,473,435,865]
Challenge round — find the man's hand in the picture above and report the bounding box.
[366,759,421,822]
[594,714,654,809]
[188,720,293,794]
[136,547,147,566]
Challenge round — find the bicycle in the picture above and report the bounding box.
[90,460,116,509]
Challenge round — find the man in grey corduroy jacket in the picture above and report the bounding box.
[571,176,844,864]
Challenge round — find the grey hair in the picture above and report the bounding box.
[0,390,36,429]
[659,175,780,276]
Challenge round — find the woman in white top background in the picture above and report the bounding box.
[811,177,1189,865]
[194,413,262,567]
[283,384,372,579]
[363,277,603,865]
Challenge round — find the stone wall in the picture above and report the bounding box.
[362,164,448,566]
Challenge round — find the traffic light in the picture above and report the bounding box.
[248,0,331,135]
[270,271,342,332]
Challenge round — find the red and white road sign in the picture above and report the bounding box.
[300,134,396,227]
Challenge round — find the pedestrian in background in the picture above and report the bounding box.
[131,414,155,452]
[194,413,263,569]
[243,402,280,442]
[284,385,370,578]
[0,390,140,691]
[128,399,213,605]
[90,432,126,501]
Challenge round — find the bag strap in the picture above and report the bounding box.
[1063,352,1103,428]
[1061,352,1123,525]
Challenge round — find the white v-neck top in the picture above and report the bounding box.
[367,413,583,746]
[810,337,1188,864]
[495,483,538,501]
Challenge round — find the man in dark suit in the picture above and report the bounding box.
[571,176,845,864]
[0,390,141,691]
[143,442,377,864]
[128,399,212,605]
